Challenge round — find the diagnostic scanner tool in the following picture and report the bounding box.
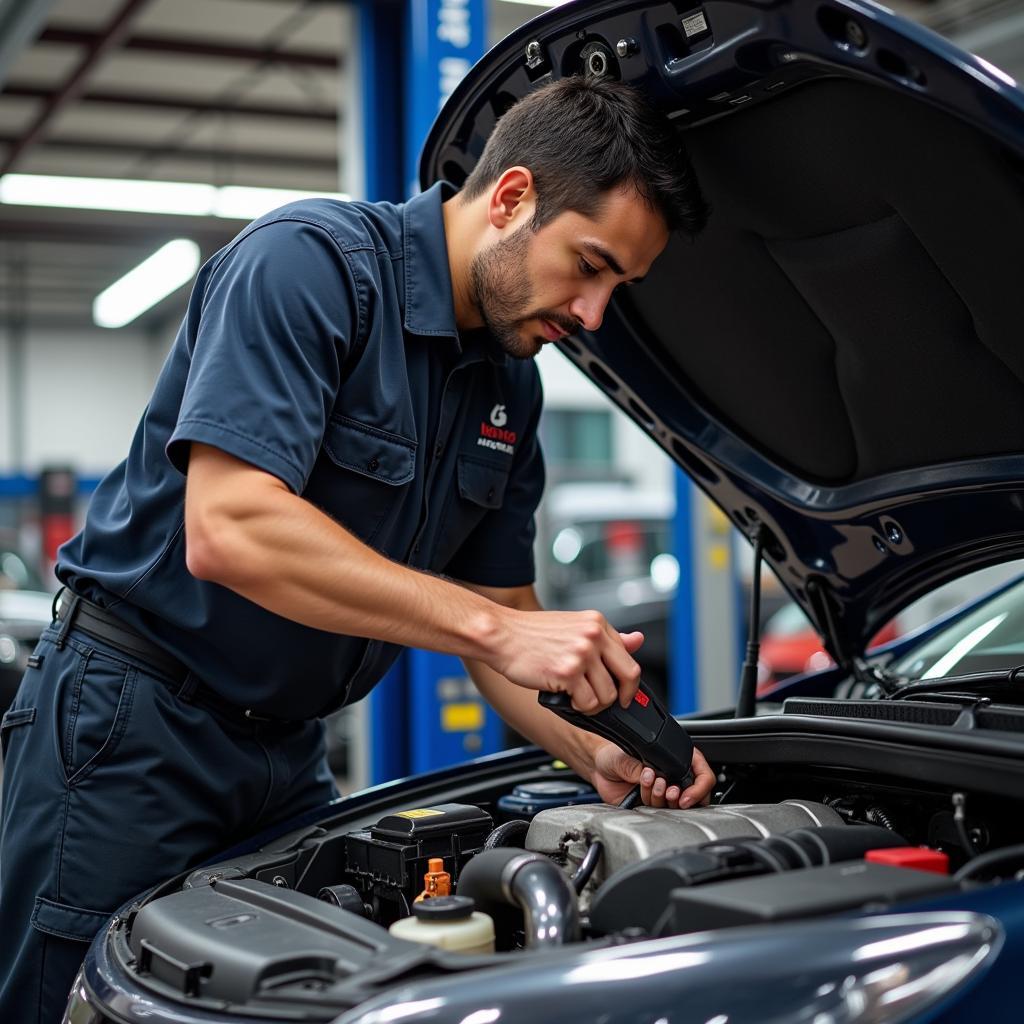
[539,682,695,789]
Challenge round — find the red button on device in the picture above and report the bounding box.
[634,691,650,708]
[865,847,950,875]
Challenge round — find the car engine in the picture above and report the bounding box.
[524,799,844,911]
[116,773,988,1017]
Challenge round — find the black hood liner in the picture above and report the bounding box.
[630,76,1024,484]
[420,0,1024,659]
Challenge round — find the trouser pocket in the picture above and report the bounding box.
[29,897,113,1024]
[1,706,36,761]
[31,895,112,942]
[54,644,138,786]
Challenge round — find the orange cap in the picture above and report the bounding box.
[414,858,452,902]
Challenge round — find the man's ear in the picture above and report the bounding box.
[487,166,536,229]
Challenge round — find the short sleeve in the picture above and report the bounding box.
[166,217,359,493]
[445,370,546,588]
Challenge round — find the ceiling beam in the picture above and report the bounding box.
[0,0,60,90]
[38,26,340,69]
[0,133,337,172]
[2,83,337,122]
[0,213,237,248]
[2,0,153,175]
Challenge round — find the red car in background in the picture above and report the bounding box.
[757,602,899,693]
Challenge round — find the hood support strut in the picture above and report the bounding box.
[806,576,854,671]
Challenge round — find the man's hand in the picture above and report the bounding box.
[591,740,716,809]
[485,608,643,714]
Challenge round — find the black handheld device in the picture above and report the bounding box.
[539,682,695,789]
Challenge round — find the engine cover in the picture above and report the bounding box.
[525,801,843,907]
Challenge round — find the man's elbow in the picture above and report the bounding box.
[184,505,243,584]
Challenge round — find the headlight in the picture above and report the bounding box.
[62,969,102,1024]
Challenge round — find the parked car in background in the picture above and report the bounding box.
[540,482,676,696]
[757,601,900,691]
[759,561,1024,693]
[0,536,53,713]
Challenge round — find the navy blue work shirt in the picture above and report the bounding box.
[57,183,545,719]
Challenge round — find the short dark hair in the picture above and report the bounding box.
[461,75,708,235]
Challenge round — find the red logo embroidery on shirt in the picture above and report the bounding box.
[477,404,516,455]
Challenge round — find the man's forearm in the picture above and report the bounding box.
[185,446,505,661]
[185,443,644,710]
[463,656,602,780]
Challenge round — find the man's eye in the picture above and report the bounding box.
[579,258,599,276]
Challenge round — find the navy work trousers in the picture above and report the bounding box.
[0,623,339,1023]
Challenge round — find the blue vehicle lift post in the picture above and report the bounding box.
[671,469,742,715]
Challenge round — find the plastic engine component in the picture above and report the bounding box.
[128,878,436,1008]
[865,846,951,874]
[345,803,492,923]
[654,861,958,935]
[526,800,843,907]
[590,824,906,935]
[496,779,601,818]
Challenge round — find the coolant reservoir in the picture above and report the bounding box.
[388,895,495,953]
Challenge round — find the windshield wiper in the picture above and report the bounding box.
[885,665,1024,702]
[851,656,904,696]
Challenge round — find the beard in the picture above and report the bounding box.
[468,224,577,359]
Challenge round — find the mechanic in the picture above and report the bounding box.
[0,76,712,1021]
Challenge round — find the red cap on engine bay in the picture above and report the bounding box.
[865,847,950,875]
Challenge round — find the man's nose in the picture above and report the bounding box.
[568,291,608,333]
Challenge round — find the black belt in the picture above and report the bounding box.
[54,590,289,725]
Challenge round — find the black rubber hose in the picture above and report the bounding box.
[457,847,580,948]
[484,820,530,850]
[954,842,1024,882]
[618,785,641,809]
[571,840,604,893]
[865,805,896,832]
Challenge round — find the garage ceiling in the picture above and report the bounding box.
[0,0,351,329]
[0,0,1019,330]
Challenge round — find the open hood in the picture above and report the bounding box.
[420,0,1024,667]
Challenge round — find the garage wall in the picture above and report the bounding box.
[1,325,175,476]
[537,344,673,493]
[2,325,671,494]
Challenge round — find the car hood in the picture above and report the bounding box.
[419,0,1024,667]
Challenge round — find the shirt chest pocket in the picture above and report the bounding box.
[308,416,417,547]
[432,455,511,568]
[457,455,510,510]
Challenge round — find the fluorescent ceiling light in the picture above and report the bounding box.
[213,185,344,219]
[0,174,349,220]
[93,239,201,328]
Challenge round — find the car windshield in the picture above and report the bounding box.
[889,576,1024,681]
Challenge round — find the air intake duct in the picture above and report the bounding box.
[456,847,580,950]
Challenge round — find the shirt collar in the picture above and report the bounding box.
[402,182,507,366]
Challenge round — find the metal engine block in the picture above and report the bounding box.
[525,801,844,908]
